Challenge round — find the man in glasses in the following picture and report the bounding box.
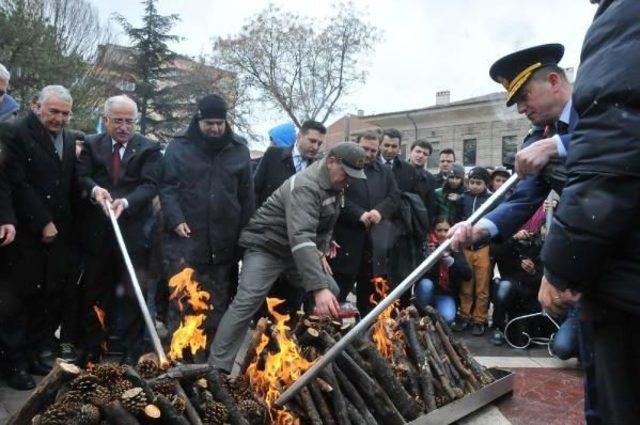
[0,85,79,389]
[76,95,161,365]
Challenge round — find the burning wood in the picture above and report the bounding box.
[241,290,495,424]
[168,268,212,361]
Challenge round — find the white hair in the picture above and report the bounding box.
[38,85,73,105]
[0,63,10,83]
[104,95,138,116]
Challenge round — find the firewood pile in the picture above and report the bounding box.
[244,301,496,425]
[8,353,268,425]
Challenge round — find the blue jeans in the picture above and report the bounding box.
[414,279,457,324]
[552,307,580,360]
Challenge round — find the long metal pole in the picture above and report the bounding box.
[275,173,520,407]
[106,201,170,367]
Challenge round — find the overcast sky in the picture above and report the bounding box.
[93,0,598,144]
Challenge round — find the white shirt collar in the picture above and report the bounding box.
[111,138,128,148]
[559,97,572,126]
[292,142,302,158]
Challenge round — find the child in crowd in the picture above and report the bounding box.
[414,218,471,324]
[452,167,493,336]
[434,163,465,224]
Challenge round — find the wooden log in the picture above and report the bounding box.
[239,317,269,374]
[344,398,368,425]
[309,381,336,425]
[352,336,420,420]
[103,400,141,425]
[420,324,457,400]
[144,404,162,419]
[316,377,333,393]
[299,386,323,425]
[332,364,378,425]
[6,360,81,425]
[205,369,249,425]
[400,312,436,412]
[335,351,404,425]
[318,365,351,425]
[432,320,480,390]
[124,365,156,401]
[155,394,190,425]
[391,344,421,400]
[174,381,203,425]
[148,364,212,385]
[426,306,493,386]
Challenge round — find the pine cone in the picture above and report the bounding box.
[77,403,101,425]
[136,359,159,379]
[94,362,126,385]
[36,401,80,425]
[228,375,253,403]
[120,387,148,415]
[70,374,100,394]
[203,401,228,425]
[171,395,186,414]
[88,385,111,407]
[110,378,134,399]
[57,389,84,405]
[238,398,266,425]
[152,378,177,397]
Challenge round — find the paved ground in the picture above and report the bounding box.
[0,325,583,425]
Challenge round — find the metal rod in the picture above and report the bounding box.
[545,192,554,230]
[275,173,520,407]
[106,201,170,367]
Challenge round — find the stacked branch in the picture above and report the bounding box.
[241,303,495,424]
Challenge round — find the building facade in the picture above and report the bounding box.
[327,90,532,171]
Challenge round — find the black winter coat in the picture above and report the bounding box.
[1,112,77,293]
[542,0,640,315]
[159,120,254,266]
[76,132,161,256]
[0,138,15,226]
[253,145,296,208]
[330,161,400,276]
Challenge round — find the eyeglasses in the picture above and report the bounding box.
[108,117,137,126]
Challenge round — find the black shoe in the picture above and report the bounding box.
[490,329,504,345]
[5,365,35,390]
[451,318,469,332]
[59,342,79,363]
[471,323,486,336]
[29,359,53,376]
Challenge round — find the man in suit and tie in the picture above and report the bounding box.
[0,86,78,389]
[76,95,162,364]
[254,120,326,207]
[330,131,400,315]
[252,120,327,313]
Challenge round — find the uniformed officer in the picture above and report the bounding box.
[449,43,577,250]
[209,142,366,373]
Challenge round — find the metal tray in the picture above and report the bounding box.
[408,368,515,425]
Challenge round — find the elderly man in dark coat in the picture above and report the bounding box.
[0,85,77,390]
[76,95,162,364]
[330,131,400,315]
[159,94,254,347]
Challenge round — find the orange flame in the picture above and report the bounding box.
[247,298,311,424]
[168,268,212,361]
[93,305,108,353]
[369,277,397,360]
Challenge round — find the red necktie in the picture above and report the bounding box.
[111,143,123,186]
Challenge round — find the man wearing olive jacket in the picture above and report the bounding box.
[209,142,367,373]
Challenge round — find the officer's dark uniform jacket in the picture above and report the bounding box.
[542,0,640,315]
[239,157,342,293]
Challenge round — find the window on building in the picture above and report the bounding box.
[463,138,477,166]
[502,135,519,165]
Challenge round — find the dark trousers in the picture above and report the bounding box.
[588,304,640,424]
[80,243,149,357]
[0,237,71,366]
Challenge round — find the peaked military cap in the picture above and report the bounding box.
[490,43,565,106]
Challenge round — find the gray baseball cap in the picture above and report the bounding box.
[329,142,367,179]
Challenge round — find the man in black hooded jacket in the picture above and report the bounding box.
[159,94,254,346]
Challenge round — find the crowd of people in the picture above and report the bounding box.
[0,1,639,423]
